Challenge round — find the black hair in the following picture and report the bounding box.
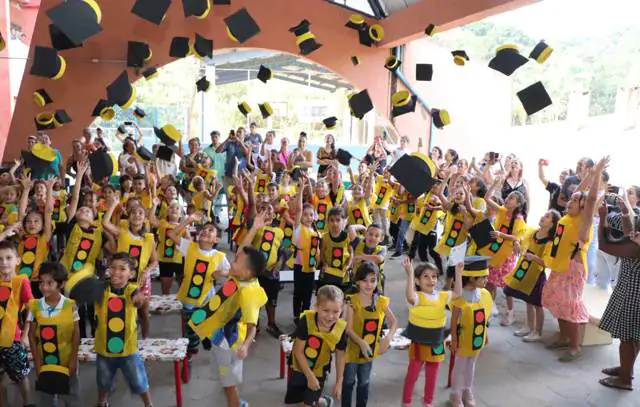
[601,171,610,183]
[472,176,487,198]
[267,182,278,189]
[22,210,44,233]
[111,252,135,271]
[103,184,116,193]
[430,146,442,159]
[367,223,383,232]
[210,130,220,137]
[39,262,68,286]
[198,221,221,238]
[133,174,146,182]
[299,132,307,138]
[119,174,132,190]
[631,186,640,204]
[0,240,17,254]
[240,246,266,278]
[446,149,459,165]
[250,122,257,127]
[546,209,562,240]
[328,206,345,220]
[354,261,379,282]
[506,190,525,234]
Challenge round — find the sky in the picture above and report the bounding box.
[487,0,640,39]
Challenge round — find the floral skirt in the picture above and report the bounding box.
[488,254,517,289]
[541,260,589,323]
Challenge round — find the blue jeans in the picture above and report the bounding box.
[395,219,410,253]
[96,353,149,395]
[341,361,373,407]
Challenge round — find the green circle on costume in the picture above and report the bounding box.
[20,267,32,277]
[189,287,201,298]
[307,358,315,368]
[107,337,124,353]
[490,242,500,251]
[432,344,444,354]
[73,260,84,271]
[165,248,173,257]
[446,238,455,246]
[44,355,59,364]
[309,258,316,266]
[191,309,206,324]
[473,337,483,347]
[515,270,525,279]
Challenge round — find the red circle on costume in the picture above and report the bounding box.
[308,336,321,349]
[195,262,207,273]
[54,201,60,208]
[24,236,37,250]
[333,248,342,257]
[500,226,508,233]
[354,209,362,217]
[365,321,378,332]
[265,231,274,241]
[222,281,237,296]
[80,239,92,250]
[0,286,10,301]
[41,326,55,340]
[475,311,485,323]
[557,225,564,234]
[108,297,124,312]
[130,247,140,257]
[453,221,462,230]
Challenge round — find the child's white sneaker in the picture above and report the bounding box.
[500,310,514,326]
[449,393,464,407]
[523,331,542,343]
[513,327,530,337]
[462,389,476,407]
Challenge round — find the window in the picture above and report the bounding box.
[311,106,328,117]
[327,0,376,17]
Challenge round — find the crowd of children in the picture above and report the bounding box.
[0,129,623,407]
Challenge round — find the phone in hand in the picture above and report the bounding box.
[608,185,620,194]
[539,159,549,166]
[489,152,500,161]
[124,121,133,126]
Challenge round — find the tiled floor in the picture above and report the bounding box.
[4,253,639,407]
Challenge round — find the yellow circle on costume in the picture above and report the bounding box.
[77,250,88,260]
[166,239,174,247]
[554,237,560,245]
[209,295,221,311]
[109,318,125,332]
[310,248,316,255]
[363,334,375,344]
[262,242,271,251]
[332,259,340,267]
[474,325,484,335]
[192,275,204,285]
[305,348,318,359]
[318,214,325,219]
[450,230,458,238]
[43,342,57,353]
[22,252,36,264]
[521,261,529,269]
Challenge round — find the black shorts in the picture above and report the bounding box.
[284,371,325,405]
[258,275,280,307]
[159,262,184,279]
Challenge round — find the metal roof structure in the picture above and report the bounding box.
[325,0,422,19]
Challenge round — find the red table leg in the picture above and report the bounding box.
[279,347,285,379]
[174,360,183,407]
[447,352,456,388]
[183,357,190,383]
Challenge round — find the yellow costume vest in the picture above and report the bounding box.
[29,298,75,367]
[61,223,104,273]
[138,191,153,209]
[157,200,169,220]
[157,220,183,264]
[410,202,441,235]
[0,276,27,347]
[451,289,492,357]
[435,210,468,256]
[195,166,217,187]
[18,233,49,280]
[229,187,245,227]
[406,291,449,362]
[116,229,154,282]
[347,199,372,227]
[320,231,351,284]
[477,206,526,268]
[332,185,345,206]
[504,229,550,295]
[296,225,322,273]
[95,284,139,357]
[177,243,225,307]
[279,185,297,203]
[313,195,332,233]
[400,194,417,221]
[353,240,385,291]
[346,294,389,363]
[293,310,347,378]
[252,226,284,271]
[371,176,393,210]
[545,214,591,273]
[255,170,270,194]
[52,190,67,223]
[193,191,211,215]
[188,278,267,349]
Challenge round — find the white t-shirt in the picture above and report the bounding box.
[119,153,145,175]
[408,290,451,307]
[261,143,275,162]
[27,295,80,321]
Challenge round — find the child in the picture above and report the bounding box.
[187,246,267,407]
[503,209,560,342]
[343,262,397,407]
[407,192,443,271]
[94,253,153,407]
[150,199,184,295]
[0,240,35,407]
[285,285,346,407]
[311,179,333,234]
[319,207,353,292]
[348,223,386,293]
[370,170,394,245]
[27,262,80,407]
[346,183,372,229]
[0,184,20,226]
[401,258,462,407]
[391,187,417,258]
[254,155,273,195]
[449,256,494,407]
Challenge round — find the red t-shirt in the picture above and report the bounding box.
[12,278,34,341]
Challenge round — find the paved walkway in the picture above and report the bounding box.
[5,254,639,407]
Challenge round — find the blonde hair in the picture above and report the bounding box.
[316,285,344,304]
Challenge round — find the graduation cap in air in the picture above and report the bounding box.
[31,143,57,163]
[107,71,136,109]
[48,24,81,51]
[469,218,495,249]
[182,0,211,19]
[212,0,231,3]
[196,76,210,92]
[30,46,66,80]
[323,116,337,130]
[88,148,118,182]
[424,24,436,37]
[351,56,360,66]
[46,0,103,46]
[154,124,182,146]
[389,152,437,196]
[391,90,417,118]
[169,37,190,58]
[32,89,53,107]
[257,65,272,83]
[117,125,128,135]
[142,67,159,80]
[136,146,153,162]
[193,33,213,59]
[225,8,261,44]
[462,256,491,277]
[92,99,115,120]
[127,41,152,68]
[133,107,146,119]
[237,101,251,117]
[336,149,357,166]
[346,14,365,30]
[52,110,72,127]
[65,264,105,304]
[348,89,373,120]
[517,81,552,116]
[36,365,70,396]
[529,40,553,64]
[289,20,322,56]
[35,112,55,131]
[416,64,433,81]
[156,144,176,162]
[131,0,172,25]
[452,50,469,66]
[358,24,384,47]
[488,45,529,76]
[384,55,401,72]
[258,103,273,119]
[431,108,450,129]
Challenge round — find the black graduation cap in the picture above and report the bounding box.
[336,149,356,166]
[36,366,70,395]
[425,24,436,37]
[107,71,136,109]
[389,152,437,196]
[46,0,102,46]
[154,124,182,145]
[169,37,190,58]
[225,7,261,44]
[462,256,491,277]
[30,46,66,80]
[196,76,210,92]
[517,81,552,116]
[53,110,72,127]
[259,103,273,119]
[182,0,211,18]
[237,101,251,117]
[143,67,158,80]
[65,264,105,304]
[89,148,117,182]
[117,124,128,135]
[134,107,146,119]
[351,56,360,66]
[91,99,115,120]
[212,0,230,3]
[194,33,213,58]
[416,64,433,81]
[257,65,272,83]
[358,24,384,47]
[289,20,322,55]
[348,89,373,120]
[345,14,365,30]
[488,45,529,76]
[49,24,81,51]
[131,0,172,25]
[323,116,337,130]
[156,144,176,162]
[127,41,151,68]
[384,55,401,72]
[136,146,153,162]
[431,108,450,129]
[391,90,417,118]
[529,40,553,64]
[34,112,55,132]
[469,218,495,249]
[452,50,469,66]
[32,89,53,107]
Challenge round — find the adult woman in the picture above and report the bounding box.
[118,136,145,176]
[316,134,336,177]
[541,156,607,362]
[290,133,313,170]
[180,137,205,200]
[364,134,390,174]
[501,157,529,219]
[272,137,291,181]
[430,146,444,168]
